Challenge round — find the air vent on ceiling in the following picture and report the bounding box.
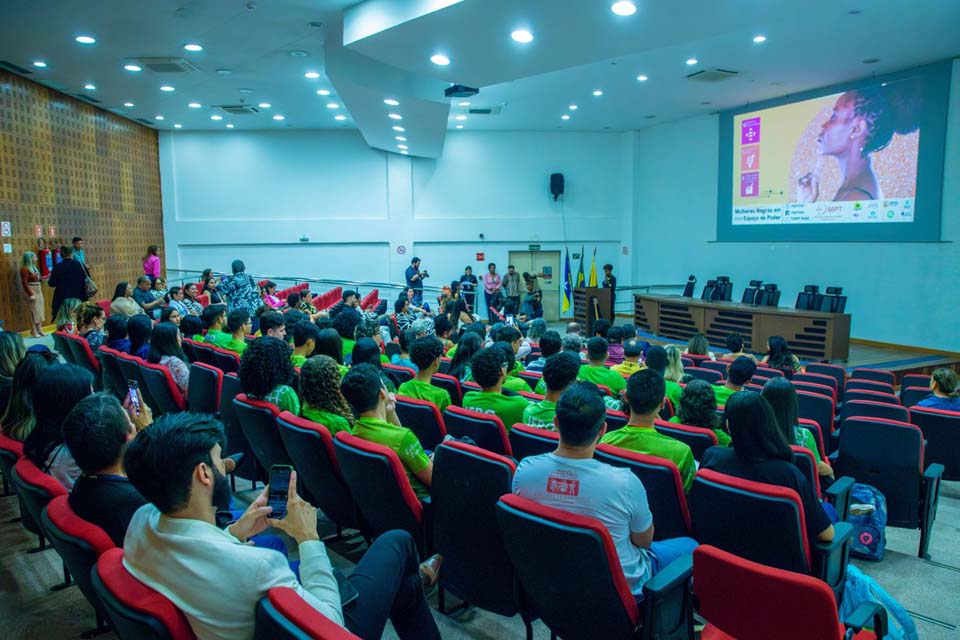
[467,106,501,115]
[133,57,199,73]
[0,61,32,75]
[135,118,155,126]
[73,94,101,104]
[213,105,261,116]
[686,69,739,82]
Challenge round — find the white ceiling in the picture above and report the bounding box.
[1,0,958,156]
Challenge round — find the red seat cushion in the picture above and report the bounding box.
[266,587,361,639]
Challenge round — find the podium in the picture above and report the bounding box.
[573,287,612,334]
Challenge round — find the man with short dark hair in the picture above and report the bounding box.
[601,369,696,491]
[397,337,451,412]
[577,337,626,395]
[503,265,521,311]
[259,310,287,342]
[291,322,318,367]
[48,244,89,317]
[461,346,530,430]
[602,263,616,318]
[201,304,229,346]
[459,266,478,312]
[405,258,427,305]
[71,236,86,266]
[714,356,757,406]
[123,412,441,640]
[612,338,645,377]
[513,382,697,602]
[222,309,252,355]
[133,275,165,317]
[522,352,580,430]
[525,329,561,374]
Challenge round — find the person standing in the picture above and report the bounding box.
[143,245,162,283]
[459,266,478,312]
[218,260,264,333]
[602,263,617,321]
[482,262,502,324]
[404,257,427,305]
[71,237,86,267]
[503,265,521,312]
[47,245,88,319]
[20,252,46,337]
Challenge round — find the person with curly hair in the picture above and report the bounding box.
[239,336,299,414]
[670,379,729,446]
[299,355,354,436]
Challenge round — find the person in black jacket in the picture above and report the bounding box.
[47,245,88,318]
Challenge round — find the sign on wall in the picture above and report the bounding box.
[0,221,10,237]
[476,252,485,261]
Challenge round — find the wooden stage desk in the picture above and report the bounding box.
[633,294,851,361]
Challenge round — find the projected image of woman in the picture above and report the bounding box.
[798,81,920,202]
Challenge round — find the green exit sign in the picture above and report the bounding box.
[528,244,541,251]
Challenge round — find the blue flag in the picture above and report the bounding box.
[562,248,573,313]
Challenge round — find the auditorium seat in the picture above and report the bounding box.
[394,395,447,451]
[839,399,909,427]
[496,494,693,640]
[804,363,846,402]
[233,394,292,478]
[684,353,710,366]
[139,361,187,414]
[179,338,198,363]
[654,418,718,461]
[796,391,835,440]
[52,331,75,365]
[791,446,853,518]
[680,356,694,369]
[843,389,900,406]
[754,366,784,379]
[850,368,896,387]
[684,367,723,384]
[65,333,103,388]
[900,374,932,393]
[211,347,241,374]
[430,373,462,406]
[845,378,895,395]
[220,374,259,488]
[11,458,71,590]
[900,386,932,408]
[508,424,559,460]
[659,396,676,420]
[117,353,160,415]
[95,299,111,317]
[798,417,828,461]
[255,587,360,640]
[443,406,512,456]
[187,363,222,414]
[693,545,888,640]
[190,341,216,366]
[517,370,542,391]
[97,346,129,400]
[792,371,839,398]
[606,409,629,431]
[382,362,415,387]
[909,407,960,481]
[0,431,22,498]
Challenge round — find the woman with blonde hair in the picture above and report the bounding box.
[20,251,46,337]
[664,345,689,384]
[299,355,355,436]
[53,297,82,334]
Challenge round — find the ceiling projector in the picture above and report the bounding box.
[445,84,479,98]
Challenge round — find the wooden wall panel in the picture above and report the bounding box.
[0,70,163,331]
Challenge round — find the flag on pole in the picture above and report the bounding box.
[588,247,598,287]
[562,247,573,313]
[576,245,586,288]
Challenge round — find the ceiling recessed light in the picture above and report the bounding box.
[395,136,407,141]
[75,35,96,44]
[458,101,471,106]
[334,115,346,121]
[636,74,648,81]
[393,126,405,132]
[124,64,141,72]
[455,125,463,129]
[155,115,164,121]
[257,103,271,108]
[430,54,450,66]
[644,114,657,119]
[123,102,134,107]
[160,85,175,92]
[388,113,403,120]
[83,83,96,91]
[188,102,202,108]
[862,58,880,64]
[561,114,570,120]
[455,115,467,120]
[326,102,339,109]
[593,90,603,96]
[400,150,408,155]
[304,71,320,79]
[569,104,578,110]
[215,68,232,75]
[32,61,47,68]
[686,58,698,65]
[511,29,534,44]
[210,115,223,121]
[397,144,408,149]
[289,50,309,57]
[183,43,203,52]
[384,99,399,106]
[238,88,254,95]
[273,115,285,121]
[226,124,234,128]
[317,89,331,96]
[174,124,182,129]
[611,1,637,16]
[753,35,767,43]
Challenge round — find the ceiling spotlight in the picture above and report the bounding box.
[686,58,698,65]
[397,144,408,150]
[455,115,467,120]
[124,63,141,72]
[395,136,407,141]
[334,115,346,121]
[226,124,234,128]
[430,54,450,66]
[317,89,331,96]
[155,115,164,121]
[384,99,399,106]
[511,30,534,44]
[636,74,648,81]
[326,102,339,109]
[210,115,223,121]
[304,71,320,79]
[123,102,134,107]
[862,58,880,64]
[32,61,47,68]
[392,126,405,132]
[388,113,403,120]
[569,104,578,110]
[183,43,203,52]
[258,102,271,108]
[188,102,202,108]
[174,124,182,129]
[273,115,285,120]
[455,125,463,129]
[238,88,254,94]
[593,90,603,96]
[75,35,96,44]
[753,35,767,43]
[215,68,232,75]
[561,114,570,120]
[289,50,309,57]
[400,150,409,155]
[458,101,471,106]
[83,83,96,91]
[160,85,176,92]
[611,1,637,16]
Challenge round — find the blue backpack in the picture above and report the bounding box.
[847,483,887,561]
[840,565,918,640]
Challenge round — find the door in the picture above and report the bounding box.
[507,251,562,322]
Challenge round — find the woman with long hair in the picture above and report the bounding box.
[128,314,153,359]
[147,322,190,395]
[313,328,348,377]
[20,251,46,337]
[299,355,355,436]
[77,302,107,350]
[0,349,57,441]
[761,377,833,479]
[447,332,482,382]
[104,314,131,353]
[202,273,225,305]
[684,333,716,360]
[159,306,182,326]
[142,245,161,282]
[352,337,395,392]
[110,282,143,317]
[763,335,801,378]
[182,283,204,315]
[239,336,299,414]
[663,345,689,384]
[261,281,284,309]
[53,297,82,333]
[672,379,729,446]
[448,297,473,332]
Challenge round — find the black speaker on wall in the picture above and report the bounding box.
[550,173,565,201]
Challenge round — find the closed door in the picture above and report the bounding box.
[508,251,561,322]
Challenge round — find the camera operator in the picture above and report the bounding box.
[405,257,428,305]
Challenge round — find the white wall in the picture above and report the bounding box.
[630,59,960,352]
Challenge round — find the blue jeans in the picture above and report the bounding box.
[648,536,699,575]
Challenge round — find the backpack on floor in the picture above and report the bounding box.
[840,564,918,640]
[847,483,887,561]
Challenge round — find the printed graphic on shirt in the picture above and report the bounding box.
[546,471,580,497]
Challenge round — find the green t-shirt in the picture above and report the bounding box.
[665,380,683,409]
[601,425,696,492]
[338,364,349,378]
[192,333,205,342]
[522,400,557,431]
[397,379,452,413]
[712,384,738,407]
[342,338,356,360]
[445,344,457,358]
[259,384,300,415]
[794,425,821,463]
[503,376,531,393]
[291,353,308,368]
[669,415,731,447]
[535,378,547,395]
[301,406,352,436]
[221,337,248,356]
[461,390,530,432]
[352,416,431,499]
[205,329,231,348]
[578,364,626,394]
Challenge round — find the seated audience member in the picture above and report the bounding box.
[352,338,395,392]
[561,333,583,357]
[577,337,627,396]
[684,333,716,361]
[446,322,484,358]
[314,328,349,378]
[591,319,612,339]
[620,324,638,341]
[601,369,696,492]
[286,292,302,312]
[201,304,230,347]
[394,298,417,333]
[526,318,548,348]
[433,315,455,353]
[915,368,960,410]
[23,364,94,490]
[64,393,151,546]
[1,349,57,441]
[104,314,131,353]
[713,356,757,407]
[148,323,190,396]
[525,330,561,374]
[222,309,252,356]
[762,377,833,478]
[160,306,182,326]
[701,391,835,542]
[128,315,154,360]
[166,286,190,317]
[447,332,482,382]
[239,336,299,414]
[720,332,757,363]
[123,412,442,640]
[397,337,451,413]
[0,333,26,408]
[110,282,144,318]
[133,276,165,318]
[392,330,418,372]
[259,310,287,342]
[606,326,625,364]
[332,311,361,362]
[461,346,530,430]
[672,379,730,446]
[664,345,691,386]
[77,302,107,350]
[183,283,204,316]
[522,352,580,430]
[342,364,433,499]
[496,326,528,372]
[151,276,168,300]
[338,289,363,320]
[611,338,645,377]
[261,281,284,309]
[491,342,530,393]
[644,346,680,409]
[763,335,801,378]
[291,322,319,368]
[447,298,474,333]
[513,383,698,600]
[202,273,225,305]
[286,308,309,336]
[299,356,355,435]
[566,322,583,336]
[53,298,81,334]
[181,314,205,343]
[298,289,326,322]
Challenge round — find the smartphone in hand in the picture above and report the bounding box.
[127,380,140,416]
[268,465,294,520]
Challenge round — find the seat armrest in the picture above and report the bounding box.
[642,554,694,640]
[825,476,855,521]
[813,522,853,598]
[844,602,888,639]
[923,463,944,482]
[828,451,839,465]
[643,554,693,596]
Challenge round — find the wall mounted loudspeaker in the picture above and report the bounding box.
[550,173,565,201]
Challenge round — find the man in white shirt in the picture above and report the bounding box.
[123,412,441,640]
[512,382,698,601]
